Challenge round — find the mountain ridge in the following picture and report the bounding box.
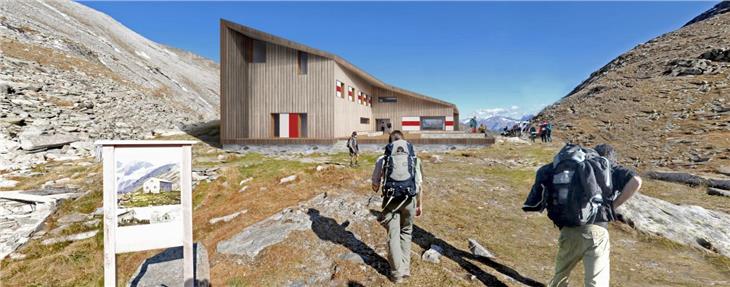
[534,1,730,174]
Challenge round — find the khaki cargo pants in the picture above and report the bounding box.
[381,196,416,278]
[548,224,610,287]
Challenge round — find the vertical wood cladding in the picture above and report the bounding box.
[221,25,334,140]
[221,20,457,142]
[372,87,455,131]
[333,63,374,137]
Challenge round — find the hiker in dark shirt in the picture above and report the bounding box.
[523,143,641,287]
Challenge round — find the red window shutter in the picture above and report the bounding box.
[288,114,299,138]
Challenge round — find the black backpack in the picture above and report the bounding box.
[546,144,613,228]
[382,139,418,199]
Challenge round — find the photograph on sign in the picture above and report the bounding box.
[115,147,182,227]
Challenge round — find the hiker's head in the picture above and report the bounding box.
[389,130,404,143]
[595,144,617,164]
[351,131,357,137]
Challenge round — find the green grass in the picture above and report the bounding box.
[118,190,181,208]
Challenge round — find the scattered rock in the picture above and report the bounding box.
[57,212,88,224]
[338,252,365,265]
[707,187,730,197]
[421,244,443,264]
[280,175,297,184]
[209,210,247,225]
[8,252,26,260]
[239,177,253,186]
[41,230,98,245]
[0,178,19,188]
[468,238,495,259]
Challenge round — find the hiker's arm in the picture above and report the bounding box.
[371,156,384,192]
[613,176,642,208]
[416,158,423,216]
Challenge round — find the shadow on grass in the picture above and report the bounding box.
[307,208,390,277]
[368,209,545,287]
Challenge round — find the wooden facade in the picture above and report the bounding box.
[220,19,460,144]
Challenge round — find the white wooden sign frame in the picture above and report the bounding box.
[96,140,196,287]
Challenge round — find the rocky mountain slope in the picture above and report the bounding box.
[534,1,730,174]
[0,0,219,174]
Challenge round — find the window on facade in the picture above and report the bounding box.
[297,51,308,74]
[252,40,266,63]
[360,117,370,124]
[421,116,445,131]
[272,113,307,138]
[378,97,397,103]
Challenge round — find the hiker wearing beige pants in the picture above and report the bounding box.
[371,131,423,283]
[548,225,610,287]
[381,196,417,279]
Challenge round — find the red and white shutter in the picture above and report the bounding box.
[278,113,300,138]
[336,80,343,98]
[445,116,454,131]
[348,86,354,101]
[401,116,420,131]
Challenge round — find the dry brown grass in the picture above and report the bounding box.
[2,138,729,286]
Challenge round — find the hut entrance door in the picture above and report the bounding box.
[376,119,391,133]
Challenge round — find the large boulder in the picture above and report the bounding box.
[616,194,730,257]
[127,243,210,287]
[20,134,79,151]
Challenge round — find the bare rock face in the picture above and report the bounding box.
[616,194,730,257]
[127,243,210,287]
[0,0,220,174]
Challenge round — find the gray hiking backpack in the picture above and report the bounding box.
[382,139,418,199]
[546,144,613,227]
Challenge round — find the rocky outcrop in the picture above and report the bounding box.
[0,0,220,174]
[128,243,210,287]
[616,194,730,257]
[534,3,730,174]
[217,193,376,260]
[0,188,84,260]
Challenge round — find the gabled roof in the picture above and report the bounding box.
[221,19,457,112]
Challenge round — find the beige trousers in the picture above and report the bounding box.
[381,196,416,278]
[548,224,610,287]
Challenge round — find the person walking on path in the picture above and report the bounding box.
[347,131,360,167]
[522,144,642,287]
[371,131,423,283]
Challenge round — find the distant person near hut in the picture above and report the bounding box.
[529,126,537,142]
[545,122,553,142]
[347,131,360,167]
[469,116,478,133]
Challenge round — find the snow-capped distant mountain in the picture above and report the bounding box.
[116,161,178,193]
[461,106,535,131]
[463,116,526,131]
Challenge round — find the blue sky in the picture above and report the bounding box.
[81,1,715,118]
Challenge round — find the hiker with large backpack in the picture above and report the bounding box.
[522,143,641,287]
[347,131,360,167]
[371,130,423,283]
